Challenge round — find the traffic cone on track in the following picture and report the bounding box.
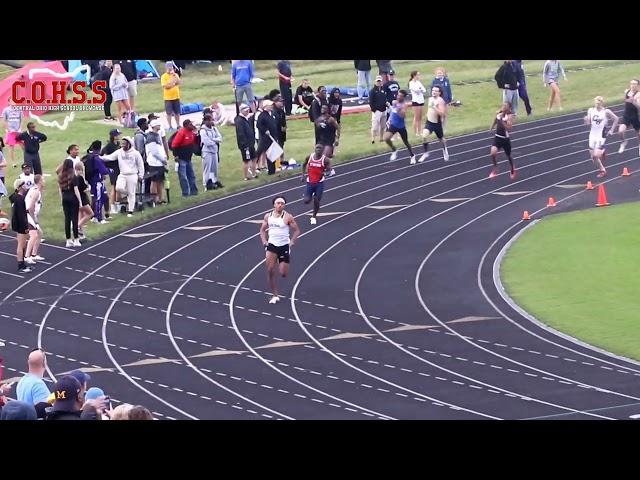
[586,181,594,190]
[622,167,631,177]
[596,184,610,207]
[547,197,557,207]
[522,210,530,221]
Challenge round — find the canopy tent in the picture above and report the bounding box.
[65,60,160,81]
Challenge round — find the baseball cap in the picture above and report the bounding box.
[375,75,383,82]
[0,400,37,420]
[240,103,250,111]
[68,369,91,388]
[147,113,160,120]
[150,119,161,128]
[85,387,105,402]
[109,128,122,137]
[52,375,82,412]
[165,61,175,69]
[21,163,30,169]
[121,136,134,145]
[13,178,25,190]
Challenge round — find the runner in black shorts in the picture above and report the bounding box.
[314,105,341,159]
[384,90,416,163]
[618,79,640,155]
[418,85,449,164]
[489,102,516,179]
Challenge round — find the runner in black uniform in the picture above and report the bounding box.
[618,79,640,154]
[314,105,340,159]
[488,102,516,179]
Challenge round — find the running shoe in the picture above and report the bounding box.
[443,150,450,162]
[310,217,317,225]
[25,257,36,265]
[619,141,628,154]
[390,151,397,162]
[597,170,607,178]
[99,219,109,224]
[127,213,133,218]
[18,266,33,273]
[73,239,82,247]
[409,155,416,165]
[91,217,99,223]
[65,239,74,247]
[269,296,280,304]
[33,255,45,261]
[488,168,498,179]
[510,169,517,180]
[418,153,428,163]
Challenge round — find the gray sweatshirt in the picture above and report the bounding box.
[200,124,222,154]
[102,148,144,177]
[543,60,566,85]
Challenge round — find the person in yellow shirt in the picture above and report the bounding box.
[161,61,182,130]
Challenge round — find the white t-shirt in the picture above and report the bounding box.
[409,80,427,104]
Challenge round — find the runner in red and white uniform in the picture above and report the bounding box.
[302,144,333,225]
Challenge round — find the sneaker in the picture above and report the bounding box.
[73,239,82,247]
[24,257,36,265]
[418,153,428,163]
[33,255,45,261]
[65,239,74,247]
[268,296,280,304]
[18,266,33,273]
[329,169,336,176]
[310,217,317,225]
[619,141,627,154]
[371,140,375,144]
[390,151,397,162]
[78,230,86,240]
[488,168,498,179]
[443,150,450,162]
[127,213,133,218]
[99,219,109,224]
[597,170,607,178]
[409,155,416,165]
[510,170,517,180]
[215,181,224,188]
[90,217,99,223]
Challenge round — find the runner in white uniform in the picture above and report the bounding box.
[24,174,45,264]
[418,85,450,163]
[259,196,301,304]
[584,96,618,178]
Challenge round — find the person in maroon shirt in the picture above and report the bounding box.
[170,119,199,196]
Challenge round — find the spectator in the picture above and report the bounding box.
[110,403,133,420]
[0,400,37,420]
[513,60,533,116]
[543,60,568,112]
[295,79,314,112]
[16,122,47,176]
[170,120,199,197]
[0,138,6,193]
[276,60,294,115]
[18,163,34,190]
[431,67,453,105]
[84,140,111,224]
[128,405,154,420]
[10,179,32,272]
[93,60,114,120]
[161,61,182,130]
[383,69,400,106]
[200,114,223,190]
[354,60,372,104]
[231,60,255,111]
[84,387,110,420]
[256,100,279,175]
[234,103,257,181]
[273,96,288,169]
[2,97,24,167]
[206,100,234,127]
[369,75,388,143]
[46,375,99,420]
[147,113,170,159]
[145,120,168,205]
[109,63,130,122]
[494,60,520,116]
[134,118,151,199]
[376,60,393,83]
[73,163,93,240]
[23,174,45,264]
[409,71,427,136]
[101,137,145,217]
[57,158,82,247]
[115,60,138,112]
[102,128,121,216]
[65,144,82,168]
[309,86,328,123]
[16,348,50,408]
[328,88,343,124]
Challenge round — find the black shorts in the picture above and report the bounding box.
[424,121,444,139]
[492,136,512,156]
[165,99,181,117]
[266,243,290,263]
[240,145,256,162]
[387,125,406,135]
[621,115,640,132]
[148,165,166,181]
[104,160,119,185]
[412,101,424,107]
[256,137,272,157]
[81,192,90,207]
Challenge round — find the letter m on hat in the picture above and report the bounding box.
[56,390,67,400]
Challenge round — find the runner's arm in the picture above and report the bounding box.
[605,109,619,135]
[259,214,270,246]
[288,215,301,246]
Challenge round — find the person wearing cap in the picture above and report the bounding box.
[369,76,388,143]
[161,61,182,130]
[9,178,32,272]
[376,60,394,84]
[171,119,199,196]
[134,118,152,200]
[16,348,50,409]
[231,60,255,112]
[85,140,111,224]
[272,96,288,169]
[309,86,328,124]
[16,122,47,175]
[354,60,372,104]
[276,60,294,115]
[145,119,168,205]
[1,400,38,420]
[383,69,400,109]
[200,114,223,190]
[234,103,257,181]
[23,174,45,264]
[100,137,145,217]
[45,375,101,420]
[256,100,279,175]
[147,113,170,159]
[102,128,122,216]
[18,162,34,189]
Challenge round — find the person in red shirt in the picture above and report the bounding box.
[302,144,333,225]
[171,119,199,196]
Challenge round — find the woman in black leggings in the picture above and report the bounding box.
[57,158,82,248]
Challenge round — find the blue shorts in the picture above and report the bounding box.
[305,181,324,200]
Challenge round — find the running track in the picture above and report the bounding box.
[2,108,640,420]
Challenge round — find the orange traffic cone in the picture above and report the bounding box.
[596,184,610,207]
[522,210,530,220]
[547,197,557,207]
[622,167,631,177]
[586,181,594,190]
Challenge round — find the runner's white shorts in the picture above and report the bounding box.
[589,134,605,151]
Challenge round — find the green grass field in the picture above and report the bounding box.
[501,202,640,361]
[2,59,639,242]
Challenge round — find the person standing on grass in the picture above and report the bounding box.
[145,120,168,204]
[16,122,47,175]
[161,62,182,130]
[58,158,82,247]
[94,60,114,120]
[354,60,372,105]
[495,60,519,116]
[384,90,416,163]
[169,120,199,197]
[302,144,333,226]
[295,79,315,112]
[231,60,255,112]
[200,114,223,190]
[259,195,301,305]
[309,86,328,124]
[369,75,388,144]
[513,60,533,116]
[74,162,93,240]
[276,60,294,115]
[102,128,121,216]
[488,102,517,180]
[273,96,288,169]
[84,140,112,224]
[100,137,145,216]
[24,174,45,265]
[328,88,343,124]
[543,60,567,111]
[409,71,427,137]
[2,98,23,167]
[256,100,279,175]
[0,138,7,196]
[109,63,130,123]
[585,96,618,178]
[116,60,138,112]
[418,85,450,164]
[235,104,257,181]
[617,79,640,155]
[376,60,393,84]
[10,179,31,272]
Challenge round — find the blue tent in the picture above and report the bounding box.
[67,60,91,82]
[135,60,160,80]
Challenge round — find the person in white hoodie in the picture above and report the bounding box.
[200,114,224,190]
[100,137,144,217]
[145,120,168,205]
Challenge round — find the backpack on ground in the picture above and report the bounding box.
[123,111,137,128]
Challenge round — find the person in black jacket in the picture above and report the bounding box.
[10,178,31,273]
[235,103,257,180]
[16,123,47,176]
[494,61,520,115]
[115,60,138,112]
[45,375,102,420]
[273,96,288,170]
[369,76,388,143]
[276,60,293,115]
[256,100,279,175]
[309,86,328,123]
[328,88,343,124]
[93,60,114,120]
